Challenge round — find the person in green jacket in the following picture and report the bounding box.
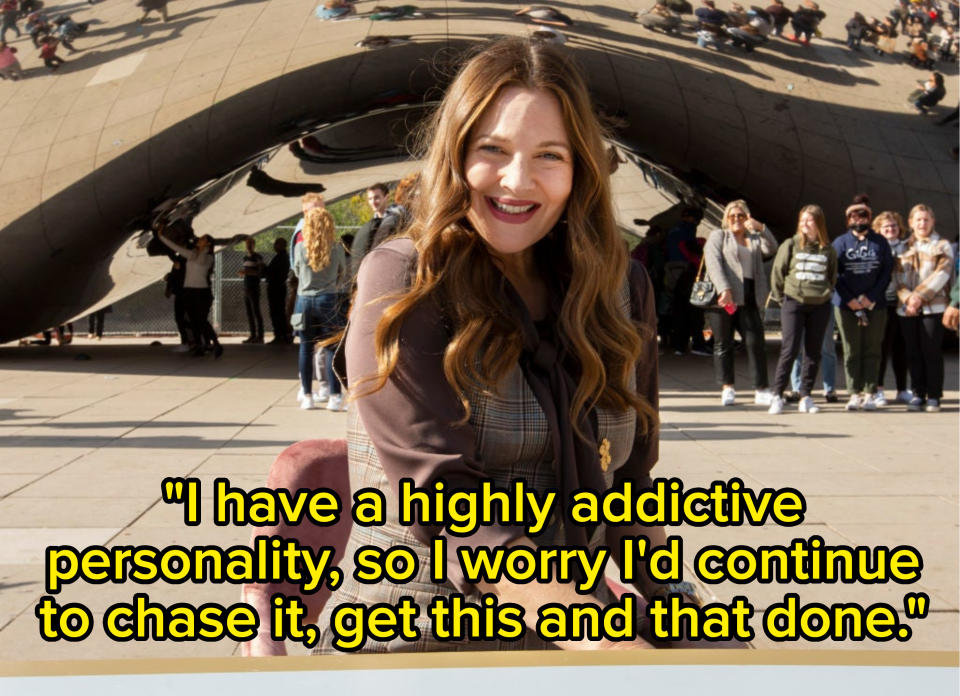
[767,205,838,414]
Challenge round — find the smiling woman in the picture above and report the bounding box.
[311,37,740,653]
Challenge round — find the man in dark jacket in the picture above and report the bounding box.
[266,237,292,343]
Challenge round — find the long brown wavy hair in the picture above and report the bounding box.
[795,204,830,247]
[364,38,657,435]
[303,207,336,271]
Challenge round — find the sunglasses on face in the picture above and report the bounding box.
[728,213,747,220]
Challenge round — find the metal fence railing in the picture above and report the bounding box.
[92,227,361,336]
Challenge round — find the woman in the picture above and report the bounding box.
[292,207,346,411]
[0,40,21,80]
[313,38,722,653]
[157,227,223,358]
[240,236,264,344]
[873,211,910,406]
[913,72,945,113]
[766,206,837,415]
[832,195,893,411]
[703,200,778,407]
[895,204,954,412]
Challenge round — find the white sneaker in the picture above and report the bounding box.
[721,387,736,406]
[767,395,784,414]
[896,390,914,404]
[845,394,861,411]
[299,394,315,410]
[861,393,878,411]
[754,389,774,406]
[798,396,819,414]
[296,386,304,403]
[313,382,330,403]
[874,388,887,407]
[326,393,345,412]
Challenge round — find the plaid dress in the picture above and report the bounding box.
[312,241,653,654]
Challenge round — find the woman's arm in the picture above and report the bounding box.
[156,229,196,260]
[768,239,791,302]
[756,224,778,259]
[703,230,731,294]
[911,241,955,302]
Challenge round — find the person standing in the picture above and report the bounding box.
[157,227,223,358]
[873,211,911,405]
[292,208,347,411]
[348,183,389,278]
[895,204,954,412]
[266,237,291,344]
[39,35,65,71]
[703,199,778,407]
[0,0,20,43]
[832,195,893,411]
[766,205,837,415]
[240,237,264,343]
[0,41,22,80]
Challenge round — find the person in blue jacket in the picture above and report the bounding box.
[832,194,893,411]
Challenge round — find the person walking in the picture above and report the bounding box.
[895,204,954,412]
[703,199,778,407]
[766,205,837,415]
[832,195,893,411]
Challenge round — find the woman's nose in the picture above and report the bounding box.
[499,155,533,193]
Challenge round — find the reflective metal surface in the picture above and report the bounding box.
[0,1,955,341]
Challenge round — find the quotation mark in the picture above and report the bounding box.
[904,592,929,619]
[161,477,201,525]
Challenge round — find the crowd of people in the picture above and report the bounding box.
[633,193,957,414]
[0,0,94,78]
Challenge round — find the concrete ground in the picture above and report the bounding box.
[0,336,956,659]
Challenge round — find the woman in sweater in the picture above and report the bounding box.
[895,204,955,412]
[292,207,347,411]
[766,205,837,414]
[703,200,778,407]
[157,227,223,358]
[832,195,893,411]
[873,211,910,406]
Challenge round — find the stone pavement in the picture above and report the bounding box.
[0,337,955,659]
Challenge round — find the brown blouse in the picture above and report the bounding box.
[312,238,659,653]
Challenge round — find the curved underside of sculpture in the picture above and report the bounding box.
[0,0,955,342]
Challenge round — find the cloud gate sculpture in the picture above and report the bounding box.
[0,0,955,341]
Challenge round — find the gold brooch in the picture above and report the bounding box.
[599,438,611,472]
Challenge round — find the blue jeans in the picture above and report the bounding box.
[790,308,836,393]
[296,293,346,397]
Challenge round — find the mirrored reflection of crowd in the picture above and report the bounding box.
[632,193,956,415]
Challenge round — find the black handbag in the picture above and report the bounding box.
[689,256,718,308]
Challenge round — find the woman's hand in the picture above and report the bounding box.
[745,217,764,233]
[717,289,733,308]
[846,298,864,310]
[943,306,960,331]
[905,293,923,316]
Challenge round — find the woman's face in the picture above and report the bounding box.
[464,87,573,264]
[911,210,935,238]
[799,212,819,241]
[726,206,748,233]
[878,218,900,242]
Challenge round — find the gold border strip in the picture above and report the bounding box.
[0,650,957,677]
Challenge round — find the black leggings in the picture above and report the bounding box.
[879,305,908,392]
[772,298,832,397]
[243,278,263,339]
[182,287,218,348]
[899,314,945,399]
[706,279,768,388]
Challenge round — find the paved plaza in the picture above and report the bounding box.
[0,337,955,660]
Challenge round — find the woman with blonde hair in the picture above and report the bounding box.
[895,204,954,412]
[766,205,837,414]
[292,207,347,410]
[703,199,778,406]
[873,210,910,405]
[311,37,729,652]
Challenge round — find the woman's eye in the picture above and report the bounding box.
[539,152,564,161]
[478,144,503,154]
